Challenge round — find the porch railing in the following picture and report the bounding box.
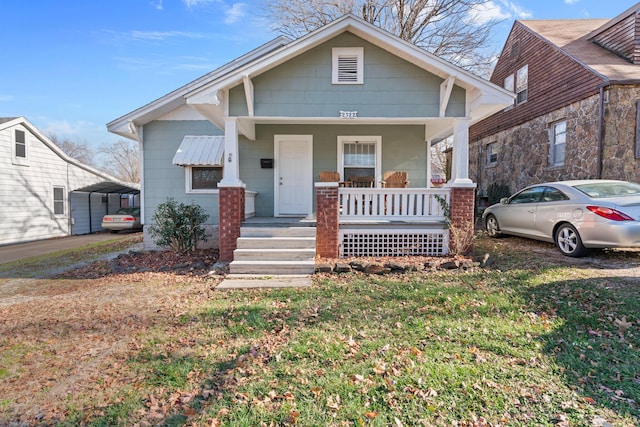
[338,188,450,222]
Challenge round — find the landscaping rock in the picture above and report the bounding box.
[349,261,367,271]
[334,263,352,273]
[316,263,334,273]
[440,260,461,270]
[365,263,391,275]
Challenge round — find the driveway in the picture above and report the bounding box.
[0,232,141,264]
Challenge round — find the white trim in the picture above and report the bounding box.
[274,134,313,217]
[11,125,29,166]
[53,185,66,217]
[337,135,382,186]
[332,47,364,84]
[185,166,223,194]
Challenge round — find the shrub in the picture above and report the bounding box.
[487,182,512,206]
[148,199,209,253]
[435,194,474,257]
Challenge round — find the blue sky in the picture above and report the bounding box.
[1,0,635,149]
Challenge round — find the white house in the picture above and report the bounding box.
[0,117,140,246]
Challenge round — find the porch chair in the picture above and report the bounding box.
[381,171,409,188]
[349,176,375,187]
[319,171,341,182]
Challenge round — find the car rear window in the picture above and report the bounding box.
[574,182,640,199]
[115,208,140,215]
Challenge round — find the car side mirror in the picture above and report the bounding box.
[500,197,509,204]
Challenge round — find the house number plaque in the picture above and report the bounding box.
[339,110,358,119]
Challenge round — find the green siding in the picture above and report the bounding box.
[229,32,466,118]
[143,120,222,224]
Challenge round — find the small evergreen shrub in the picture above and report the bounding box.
[487,182,512,206]
[148,198,209,253]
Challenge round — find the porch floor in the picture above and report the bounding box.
[243,216,446,227]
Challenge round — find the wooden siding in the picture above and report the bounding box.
[229,32,466,119]
[470,22,605,142]
[591,14,638,63]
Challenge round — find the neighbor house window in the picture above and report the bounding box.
[338,136,381,185]
[487,142,498,165]
[332,47,364,84]
[550,121,566,166]
[504,74,515,110]
[187,166,223,193]
[12,128,29,165]
[53,186,65,215]
[516,65,528,104]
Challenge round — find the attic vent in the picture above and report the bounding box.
[332,47,364,84]
[510,41,520,60]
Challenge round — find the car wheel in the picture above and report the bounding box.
[485,214,502,238]
[555,223,588,257]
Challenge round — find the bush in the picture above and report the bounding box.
[148,199,209,253]
[487,182,512,206]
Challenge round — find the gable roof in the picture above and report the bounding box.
[1,117,139,193]
[108,14,513,141]
[519,3,640,82]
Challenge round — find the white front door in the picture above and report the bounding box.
[275,135,313,216]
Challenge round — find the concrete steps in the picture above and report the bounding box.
[230,226,316,275]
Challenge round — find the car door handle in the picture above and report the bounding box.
[528,209,535,213]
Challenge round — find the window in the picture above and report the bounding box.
[509,186,544,204]
[504,74,514,110]
[332,47,364,84]
[487,142,498,165]
[550,121,566,166]
[187,166,223,193]
[516,65,528,104]
[541,187,568,202]
[338,136,381,184]
[12,128,29,165]
[53,187,65,215]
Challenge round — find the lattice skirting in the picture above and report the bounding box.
[339,229,449,257]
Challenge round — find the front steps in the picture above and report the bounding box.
[229,226,316,275]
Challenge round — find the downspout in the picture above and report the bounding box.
[596,85,606,179]
[89,192,94,233]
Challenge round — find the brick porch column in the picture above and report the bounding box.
[315,183,339,258]
[218,185,245,262]
[449,186,476,255]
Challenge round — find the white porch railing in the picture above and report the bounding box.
[338,188,450,221]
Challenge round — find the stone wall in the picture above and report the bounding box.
[470,94,601,203]
[601,84,640,182]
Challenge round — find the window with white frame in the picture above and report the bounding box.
[516,65,528,104]
[338,136,381,184]
[12,128,29,165]
[550,121,566,166]
[504,74,514,110]
[187,166,223,193]
[332,47,364,84]
[53,186,65,215]
[487,142,498,165]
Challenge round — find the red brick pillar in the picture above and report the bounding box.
[315,183,339,258]
[218,186,245,262]
[449,187,476,255]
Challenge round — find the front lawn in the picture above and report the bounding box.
[0,236,638,426]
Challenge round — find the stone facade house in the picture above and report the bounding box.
[107,15,512,273]
[469,3,640,208]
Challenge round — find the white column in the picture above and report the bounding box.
[449,118,475,187]
[219,117,244,187]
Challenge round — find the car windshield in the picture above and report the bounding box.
[115,207,140,216]
[573,182,640,199]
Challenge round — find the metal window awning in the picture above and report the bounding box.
[172,135,225,166]
[73,181,140,194]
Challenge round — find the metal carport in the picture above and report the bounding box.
[71,181,140,235]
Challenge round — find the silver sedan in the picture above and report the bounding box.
[482,180,640,257]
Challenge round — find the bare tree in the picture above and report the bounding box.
[99,139,140,183]
[263,0,500,75]
[48,133,96,166]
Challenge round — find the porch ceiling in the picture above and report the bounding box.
[236,116,457,142]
